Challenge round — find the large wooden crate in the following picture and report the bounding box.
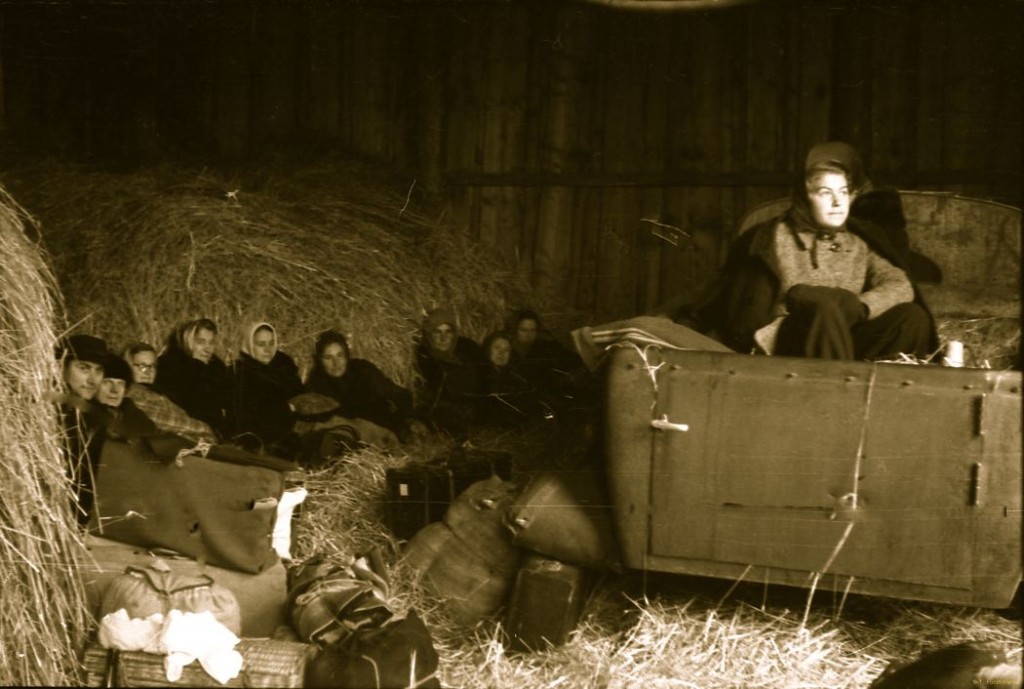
[605,347,1022,607]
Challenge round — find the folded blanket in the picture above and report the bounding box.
[571,316,733,371]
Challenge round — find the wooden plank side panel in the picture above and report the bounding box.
[595,187,641,321]
[600,12,647,176]
[213,3,252,157]
[640,352,1020,602]
[940,3,999,199]
[867,3,918,177]
[744,4,789,174]
[251,2,299,142]
[791,4,832,156]
[532,5,586,302]
[478,7,529,259]
[912,5,948,178]
[347,8,391,160]
[306,1,341,139]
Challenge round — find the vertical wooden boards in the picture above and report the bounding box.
[212,3,252,158]
[250,2,299,144]
[478,6,530,266]
[789,4,832,158]
[532,6,585,304]
[866,4,918,178]
[306,0,341,140]
[940,3,1001,199]
[345,7,391,161]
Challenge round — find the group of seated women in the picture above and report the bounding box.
[58,307,588,475]
[413,306,591,436]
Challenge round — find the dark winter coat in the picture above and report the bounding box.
[230,350,304,447]
[305,357,413,437]
[156,346,231,439]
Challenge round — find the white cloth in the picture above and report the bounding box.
[98,608,243,685]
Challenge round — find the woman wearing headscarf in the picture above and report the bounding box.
[688,141,938,361]
[155,317,232,438]
[413,306,485,435]
[305,329,414,442]
[230,321,304,456]
[478,330,540,428]
[122,341,218,444]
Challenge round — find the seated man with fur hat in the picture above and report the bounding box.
[55,333,112,524]
[682,141,940,361]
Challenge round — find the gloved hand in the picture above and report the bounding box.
[785,284,868,326]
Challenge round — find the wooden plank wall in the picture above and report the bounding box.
[1,0,1020,324]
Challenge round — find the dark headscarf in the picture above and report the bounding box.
[786,141,873,238]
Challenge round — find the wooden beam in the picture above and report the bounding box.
[443,170,1023,189]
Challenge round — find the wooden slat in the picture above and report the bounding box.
[306,0,341,138]
[867,3,918,176]
[790,4,831,156]
[212,3,251,157]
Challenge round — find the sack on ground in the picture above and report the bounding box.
[304,610,441,689]
[100,560,242,635]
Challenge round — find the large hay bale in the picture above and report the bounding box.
[0,187,91,686]
[6,159,541,386]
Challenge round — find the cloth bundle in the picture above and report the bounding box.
[98,608,243,684]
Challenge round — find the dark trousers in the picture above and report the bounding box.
[776,301,933,361]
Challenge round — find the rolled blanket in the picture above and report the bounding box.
[571,315,733,371]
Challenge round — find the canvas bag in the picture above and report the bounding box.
[304,610,441,689]
[90,438,284,574]
[505,470,622,571]
[99,560,242,635]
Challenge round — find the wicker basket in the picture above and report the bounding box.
[82,638,315,688]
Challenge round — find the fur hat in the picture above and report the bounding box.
[101,354,133,383]
[58,334,109,366]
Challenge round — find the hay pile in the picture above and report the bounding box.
[295,442,1021,689]
[4,159,541,385]
[0,187,91,686]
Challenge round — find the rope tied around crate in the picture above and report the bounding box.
[620,341,667,416]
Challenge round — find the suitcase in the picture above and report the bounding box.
[506,469,621,571]
[384,448,513,540]
[503,553,590,652]
[89,439,285,574]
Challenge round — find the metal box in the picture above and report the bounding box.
[605,346,1021,607]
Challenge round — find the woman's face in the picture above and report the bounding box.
[514,318,539,350]
[488,337,512,367]
[129,350,157,384]
[97,377,127,407]
[320,342,348,378]
[191,327,216,363]
[806,171,852,230]
[251,327,277,365]
[430,324,455,354]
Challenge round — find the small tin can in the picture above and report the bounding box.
[943,340,965,367]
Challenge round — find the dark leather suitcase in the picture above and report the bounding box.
[506,469,621,570]
[504,553,589,652]
[384,448,513,540]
